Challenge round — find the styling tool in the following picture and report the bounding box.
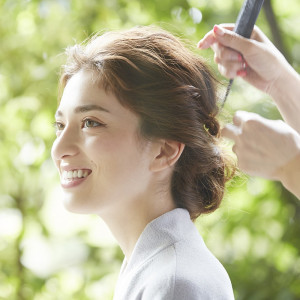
[222,0,264,107]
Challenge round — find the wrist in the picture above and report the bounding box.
[278,147,300,199]
[269,64,300,132]
[270,63,300,101]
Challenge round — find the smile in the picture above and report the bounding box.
[62,169,91,180]
[60,169,92,188]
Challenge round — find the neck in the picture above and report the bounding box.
[99,190,176,260]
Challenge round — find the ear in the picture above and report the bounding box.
[150,140,185,172]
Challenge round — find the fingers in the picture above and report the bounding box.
[211,43,248,78]
[220,110,295,179]
[232,112,243,127]
[197,30,216,49]
[206,25,257,57]
[222,111,258,141]
[198,24,270,56]
[217,60,247,79]
[233,111,254,126]
[221,124,240,141]
[197,23,235,49]
[210,41,248,79]
[234,110,266,125]
[212,43,242,62]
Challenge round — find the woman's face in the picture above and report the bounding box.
[51,69,156,215]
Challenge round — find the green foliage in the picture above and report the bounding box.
[0,0,299,299]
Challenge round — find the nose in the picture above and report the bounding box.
[51,125,80,161]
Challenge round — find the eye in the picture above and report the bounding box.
[53,121,65,132]
[82,118,105,128]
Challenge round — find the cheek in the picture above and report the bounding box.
[51,139,59,167]
[84,134,116,161]
[87,133,148,177]
[86,130,138,156]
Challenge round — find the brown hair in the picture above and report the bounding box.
[60,26,234,220]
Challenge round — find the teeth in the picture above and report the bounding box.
[62,169,90,180]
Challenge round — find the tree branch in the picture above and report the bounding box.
[263,0,291,63]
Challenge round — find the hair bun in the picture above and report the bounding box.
[204,117,219,137]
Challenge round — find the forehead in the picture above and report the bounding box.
[58,70,114,113]
[57,69,141,126]
[60,70,101,105]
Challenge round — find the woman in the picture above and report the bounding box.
[198,24,300,199]
[51,26,235,299]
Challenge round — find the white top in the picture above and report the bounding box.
[113,208,234,300]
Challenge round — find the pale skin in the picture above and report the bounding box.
[222,111,300,198]
[51,69,185,259]
[198,24,300,198]
[198,24,300,132]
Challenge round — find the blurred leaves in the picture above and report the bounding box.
[0,0,300,299]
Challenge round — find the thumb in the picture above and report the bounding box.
[221,124,240,141]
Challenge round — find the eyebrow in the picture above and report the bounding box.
[55,104,110,117]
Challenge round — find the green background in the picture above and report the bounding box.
[0,0,299,299]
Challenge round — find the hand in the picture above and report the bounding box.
[197,24,290,96]
[222,111,300,181]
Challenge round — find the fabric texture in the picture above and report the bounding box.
[113,208,234,300]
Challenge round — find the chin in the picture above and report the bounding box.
[62,195,93,214]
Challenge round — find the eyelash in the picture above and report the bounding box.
[82,118,105,129]
[53,118,106,132]
[53,121,64,132]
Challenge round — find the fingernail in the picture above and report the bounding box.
[197,40,206,49]
[237,70,247,77]
[213,25,224,36]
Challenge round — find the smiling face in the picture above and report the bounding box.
[51,69,158,215]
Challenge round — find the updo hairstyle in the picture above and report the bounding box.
[60,26,234,220]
